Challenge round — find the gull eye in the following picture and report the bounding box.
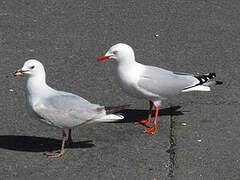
[113,50,117,55]
[30,66,35,69]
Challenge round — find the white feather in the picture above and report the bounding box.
[182,85,211,92]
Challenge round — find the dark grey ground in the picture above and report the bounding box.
[0,0,239,179]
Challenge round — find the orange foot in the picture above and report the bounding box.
[144,126,157,134]
[135,119,151,125]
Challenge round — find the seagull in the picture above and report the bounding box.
[97,43,222,134]
[14,59,125,158]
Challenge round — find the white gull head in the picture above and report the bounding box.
[97,43,136,64]
[21,59,45,77]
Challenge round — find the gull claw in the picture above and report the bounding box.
[45,151,64,158]
[144,127,157,134]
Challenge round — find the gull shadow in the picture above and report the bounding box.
[0,135,95,152]
[117,106,184,123]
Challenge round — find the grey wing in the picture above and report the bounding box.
[56,91,90,103]
[33,93,106,128]
[137,66,199,97]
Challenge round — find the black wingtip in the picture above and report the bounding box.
[194,72,217,85]
[209,73,216,78]
[216,81,223,85]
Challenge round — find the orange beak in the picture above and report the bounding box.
[97,55,111,62]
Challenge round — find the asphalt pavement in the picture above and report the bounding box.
[0,0,239,180]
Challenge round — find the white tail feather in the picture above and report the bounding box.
[94,114,124,122]
[182,85,210,92]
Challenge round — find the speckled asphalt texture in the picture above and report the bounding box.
[0,1,239,180]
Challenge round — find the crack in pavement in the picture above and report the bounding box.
[167,106,176,180]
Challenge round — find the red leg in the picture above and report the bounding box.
[135,101,153,125]
[144,106,159,134]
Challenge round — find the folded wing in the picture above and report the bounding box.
[137,65,210,98]
[33,92,106,128]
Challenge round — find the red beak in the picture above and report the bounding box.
[97,55,111,62]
